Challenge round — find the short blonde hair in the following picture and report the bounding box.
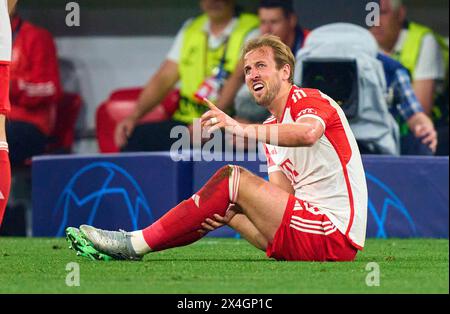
[242,34,295,83]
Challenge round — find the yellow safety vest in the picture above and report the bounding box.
[173,13,259,124]
[395,22,448,79]
[394,22,449,123]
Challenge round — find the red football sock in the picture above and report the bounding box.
[0,146,11,227]
[142,165,241,251]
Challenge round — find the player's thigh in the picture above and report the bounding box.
[236,167,291,243]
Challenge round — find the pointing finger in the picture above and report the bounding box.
[203,97,219,111]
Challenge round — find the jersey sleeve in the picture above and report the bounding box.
[290,91,334,132]
[9,27,62,109]
[414,33,445,80]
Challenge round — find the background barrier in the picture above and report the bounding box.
[32,153,448,238]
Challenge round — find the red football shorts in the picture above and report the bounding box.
[266,194,358,262]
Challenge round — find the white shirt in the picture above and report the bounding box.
[394,29,445,80]
[264,85,368,249]
[0,0,11,63]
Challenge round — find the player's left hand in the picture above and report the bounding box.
[201,97,240,133]
[198,204,238,234]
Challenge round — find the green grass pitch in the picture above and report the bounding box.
[0,237,448,293]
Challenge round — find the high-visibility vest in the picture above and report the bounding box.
[393,22,449,124]
[173,13,259,124]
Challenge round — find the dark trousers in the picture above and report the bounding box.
[122,120,188,152]
[6,120,47,166]
[400,133,433,156]
[435,125,449,156]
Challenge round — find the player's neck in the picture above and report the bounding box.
[269,84,293,121]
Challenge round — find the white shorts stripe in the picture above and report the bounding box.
[290,219,335,231]
[290,223,338,236]
[291,215,333,226]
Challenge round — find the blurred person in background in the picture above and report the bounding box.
[7,2,62,165]
[370,0,448,155]
[378,52,437,155]
[115,0,259,152]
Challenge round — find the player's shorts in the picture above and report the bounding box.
[266,194,358,262]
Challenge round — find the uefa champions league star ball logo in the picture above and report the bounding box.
[365,172,417,238]
[52,162,154,237]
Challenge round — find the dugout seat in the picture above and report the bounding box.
[47,92,83,154]
[96,88,180,153]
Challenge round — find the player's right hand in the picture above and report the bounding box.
[115,117,136,148]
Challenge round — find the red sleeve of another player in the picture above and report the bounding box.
[0,64,10,115]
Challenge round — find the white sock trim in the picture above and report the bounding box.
[130,230,151,255]
[0,141,8,152]
[228,165,240,204]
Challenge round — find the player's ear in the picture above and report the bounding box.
[282,63,291,81]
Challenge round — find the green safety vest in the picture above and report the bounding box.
[393,22,449,129]
[172,13,259,124]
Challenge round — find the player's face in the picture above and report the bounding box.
[244,47,283,107]
[258,8,295,44]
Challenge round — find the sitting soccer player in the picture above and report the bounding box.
[66,35,368,262]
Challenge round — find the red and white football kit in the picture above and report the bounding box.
[0,0,12,227]
[264,85,368,261]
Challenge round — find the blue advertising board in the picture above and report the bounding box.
[32,152,192,237]
[32,153,448,238]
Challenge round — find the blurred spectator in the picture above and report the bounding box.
[378,53,437,155]
[296,23,400,155]
[116,0,259,152]
[370,0,448,155]
[7,4,62,165]
[217,0,309,124]
[296,23,437,155]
